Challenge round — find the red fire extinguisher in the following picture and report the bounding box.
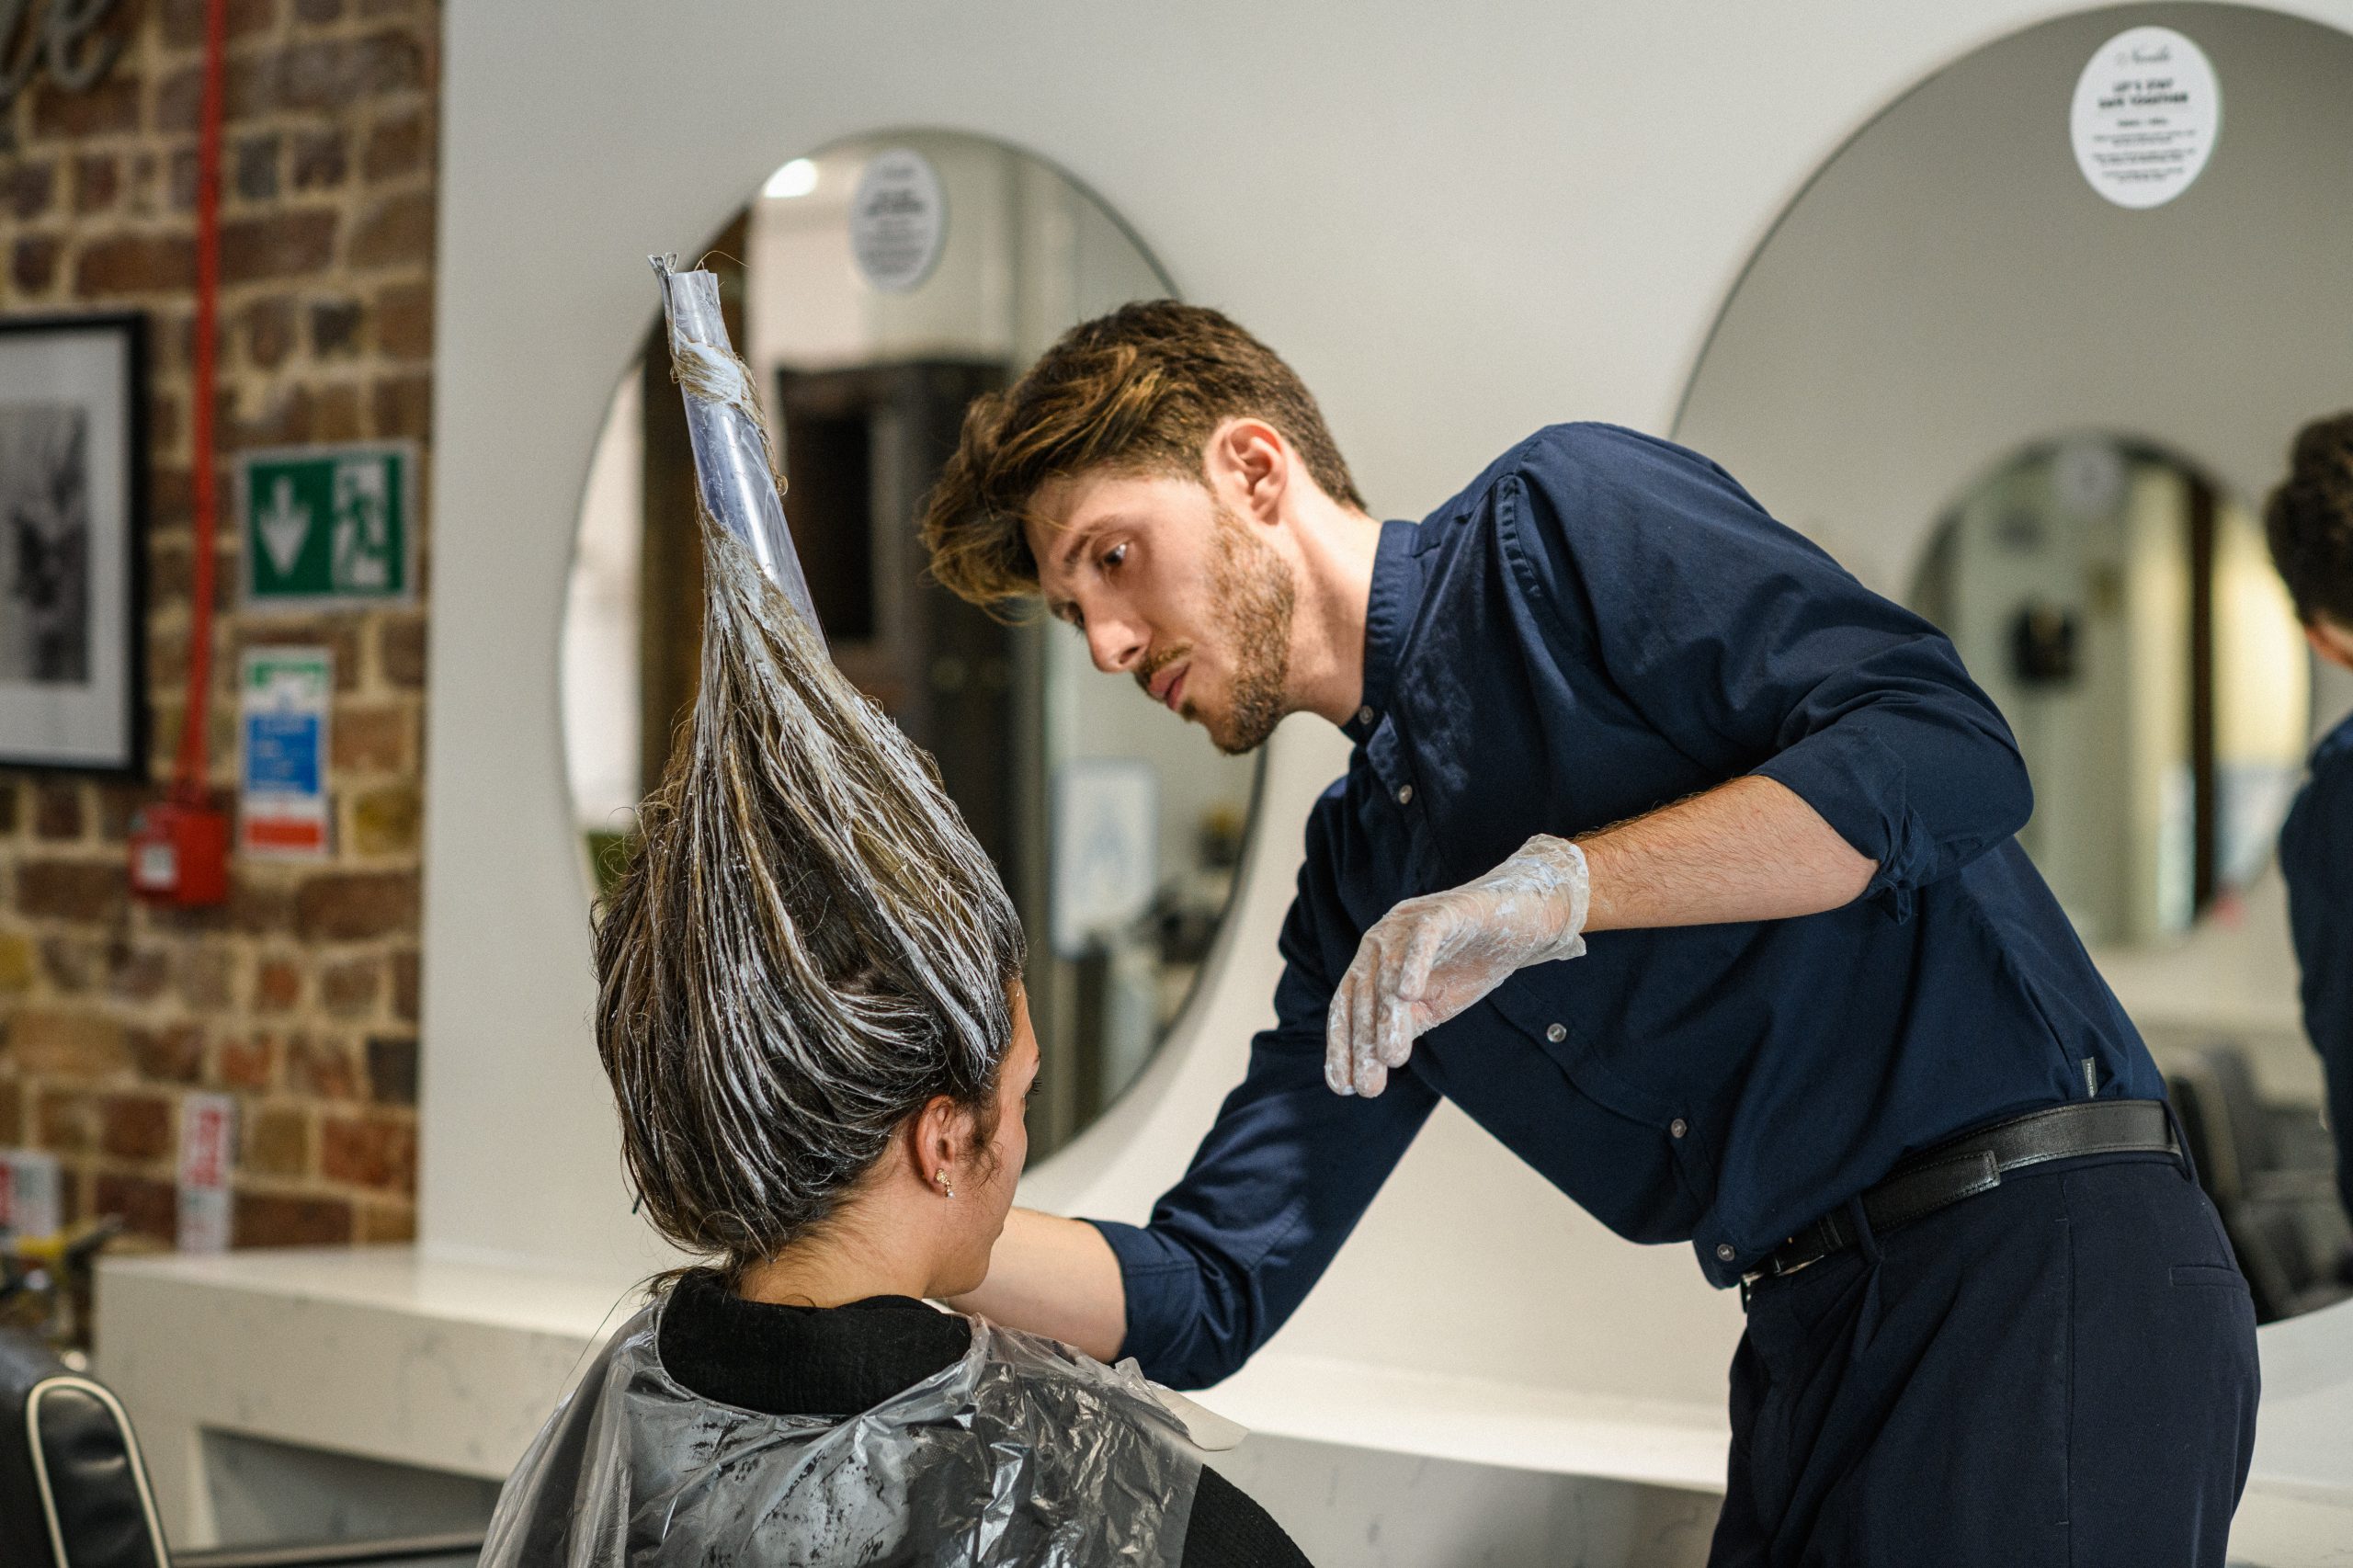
[129,0,230,909]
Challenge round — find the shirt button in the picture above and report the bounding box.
[1717,1244,1736,1263]
[1545,1023,1565,1043]
[1670,1119,1688,1139]
[1396,784,1414,805]
[1358,705,1375,725]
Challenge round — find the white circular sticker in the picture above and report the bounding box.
[849,148,947,292]
[2070,27,2221,209]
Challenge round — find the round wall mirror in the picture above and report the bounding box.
[560,131,1260,1156]
[1912,437,2308,947]
[1673,4,2353,1322]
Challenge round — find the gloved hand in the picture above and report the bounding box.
[1325,835,1591,1097]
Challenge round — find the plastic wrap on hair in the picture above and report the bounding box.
[597,261,1026,1264]
[481,1301,1202,1567]
[650,256,824,642]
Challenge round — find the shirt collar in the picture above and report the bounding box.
[1342,518,1427,744]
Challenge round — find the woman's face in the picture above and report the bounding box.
[938,984,1041,1294]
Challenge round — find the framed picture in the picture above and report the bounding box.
[0,312,147,776]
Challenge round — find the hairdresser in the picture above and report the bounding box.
[919,304,2258,1568]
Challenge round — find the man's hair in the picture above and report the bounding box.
[594,522,1025,1276]
[920,301,1364,608]
[2268,412,2353,630]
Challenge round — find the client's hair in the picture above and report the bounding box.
[594,522,1026,1274]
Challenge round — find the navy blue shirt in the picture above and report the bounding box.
[1092,425,2163,1391]
[2279,710,2353,1221]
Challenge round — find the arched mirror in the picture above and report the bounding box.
[1912,437,2307,946]
[1674,5,2353,1324]
[561,131,1259,1155]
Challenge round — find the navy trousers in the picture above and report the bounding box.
[1707,1151,2260,1566]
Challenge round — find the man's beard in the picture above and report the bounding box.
[1199,506,1296,755]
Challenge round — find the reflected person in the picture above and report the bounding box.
[921,303,2258,1567]
[2267,411,2353,1235]
[482,519,1310,1567]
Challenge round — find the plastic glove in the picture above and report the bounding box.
[1325,835,1590,1097]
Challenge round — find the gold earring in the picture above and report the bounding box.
[935,1168,955,1199]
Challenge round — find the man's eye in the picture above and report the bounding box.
[1103,542,1128,570]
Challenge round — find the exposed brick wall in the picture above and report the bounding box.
[0,0,438,1249]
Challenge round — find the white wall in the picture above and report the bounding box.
[559,374,641,834]
[424,0,2353,1411]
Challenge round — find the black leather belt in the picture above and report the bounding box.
[1742,1099,2177,1288]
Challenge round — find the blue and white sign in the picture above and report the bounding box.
[0,1149,60,1242]
[240,646,332,858]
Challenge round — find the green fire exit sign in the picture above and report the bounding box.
[239,443,416,609]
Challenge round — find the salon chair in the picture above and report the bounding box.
[0,1326,481,1568]
[2167,1044,2353,1323]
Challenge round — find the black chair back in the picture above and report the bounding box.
[0,1327,170,1568]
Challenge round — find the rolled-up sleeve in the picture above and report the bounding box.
[1087,801,1438,1390]
[1507,426,2032,918]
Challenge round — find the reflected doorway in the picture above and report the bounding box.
[1912,438,2308,946]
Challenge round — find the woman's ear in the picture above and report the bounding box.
[909,1094,973,1196]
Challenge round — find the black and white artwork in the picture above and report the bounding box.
[0,404,94,685]
[0,314,145,774]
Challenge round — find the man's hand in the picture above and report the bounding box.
[1326,835,1590,1096]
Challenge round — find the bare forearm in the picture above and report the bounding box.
[948,1207,1127,1361]
[1578,776,1876,933]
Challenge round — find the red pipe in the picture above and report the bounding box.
[175,0,226,801]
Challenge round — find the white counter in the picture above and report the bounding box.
[93,1248,640,1540]
[2232,1301,2353,1566]
[96,1245,2353,1562]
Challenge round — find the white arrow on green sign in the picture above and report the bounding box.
[239,442,416,610]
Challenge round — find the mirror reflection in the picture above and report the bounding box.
[1913,438,2308,945]
[1913,436,2349,1322]
[561,132,1258,1156]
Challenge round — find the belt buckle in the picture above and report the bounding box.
[1739,1240,1816,1290]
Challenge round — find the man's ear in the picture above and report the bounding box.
[1206,418,1290,527]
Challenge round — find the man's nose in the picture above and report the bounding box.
[1085,616,1146,676]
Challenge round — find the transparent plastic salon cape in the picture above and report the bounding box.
[480,1298,1202,1567]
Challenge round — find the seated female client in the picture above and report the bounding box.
[481,519,1309,1568]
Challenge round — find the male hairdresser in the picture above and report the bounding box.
[2268,412,2353,1233]
[922,303,2258,1565]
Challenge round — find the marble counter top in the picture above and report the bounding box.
[93,1246,2353,1562]
[1212,1349,1730,1494]
[94,1246,647,1540]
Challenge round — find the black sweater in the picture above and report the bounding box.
[658,1269,1311,1568]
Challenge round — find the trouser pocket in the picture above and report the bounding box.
[2062,1163,2260,1568]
